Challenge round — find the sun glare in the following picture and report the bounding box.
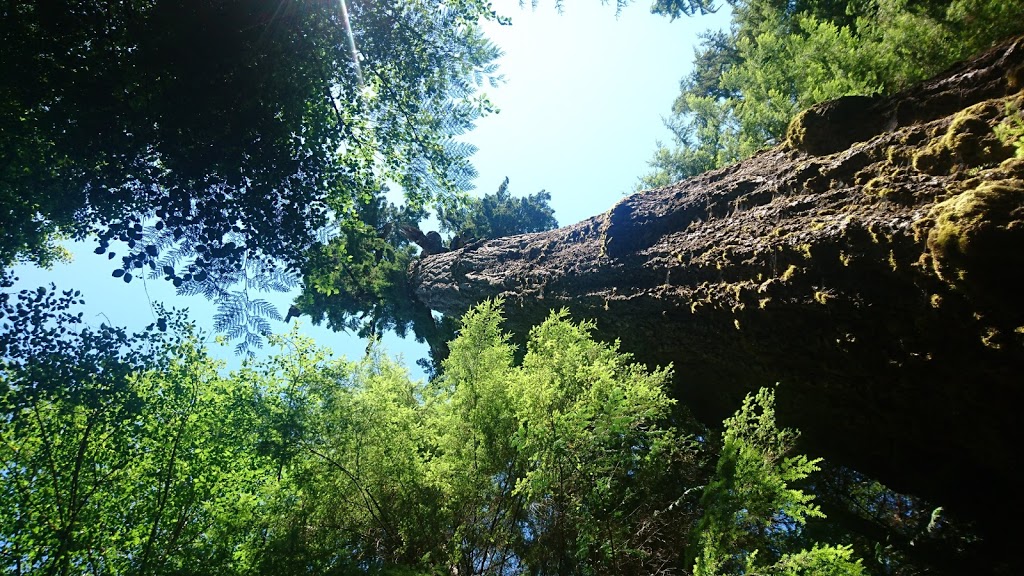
[337,0,364,87]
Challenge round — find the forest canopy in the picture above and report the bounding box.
[1,0,500,269]
[1,0,510,351]
[1,287,875,575]
[3,0,1023,573]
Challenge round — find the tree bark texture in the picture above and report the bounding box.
[412,37,1024,544]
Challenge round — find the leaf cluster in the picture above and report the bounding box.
[1,276,269,574]
[692,388,863,575]
[293,195,439,345]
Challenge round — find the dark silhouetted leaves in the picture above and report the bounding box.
[1,0,504,355]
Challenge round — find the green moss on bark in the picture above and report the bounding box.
[912,102,1014,174]
[925,179,1024,291]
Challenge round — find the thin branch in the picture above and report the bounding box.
[300,440,396,546]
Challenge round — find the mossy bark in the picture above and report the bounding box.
[411,36,1024,566]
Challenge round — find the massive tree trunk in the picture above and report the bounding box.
[412,37,1024,555]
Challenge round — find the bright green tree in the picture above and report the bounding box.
[246,301,869,575]
[2,284,877,575]
[502,306,701,574]
[692,387,865,576]
[0,281,273,574]
[237,330,443,573]
[231,301,701,574]
[641,0,1024,187]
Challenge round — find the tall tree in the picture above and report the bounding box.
[437,176,559,240]
[408,37,1024,572]
[242,300,864,574]
[640,0,1024,187]
[0,279,273,574]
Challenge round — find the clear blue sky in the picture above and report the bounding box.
[473,0,730,224]
[10,1,731,376]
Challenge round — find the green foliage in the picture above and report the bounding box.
[802,463,977,575]
[0,0,502,351]
[768,544,866,576]
[692,387,864,576]
[642,0,1024,187]
[295,196,427,339]
[994,100,1024,159]
[438,177,560,240]
[0,279,273,574]
[294,180,558,370]
[649,0,721,19]
[241,303,868,575]
[254,300,701,574]
[292,194,454,374]
[2,287,875,574]
[504,307,699,574]
[241,331,443,573]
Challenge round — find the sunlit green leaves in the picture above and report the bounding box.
[507,308,694,574]
[692,387,863,576]
[0,281,272,574]
[642,0,1024,187]
[250,300,705,574]
[1,289,865,574]
[437,302,709,573]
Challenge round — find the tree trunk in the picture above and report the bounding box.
[412,36,1024,562]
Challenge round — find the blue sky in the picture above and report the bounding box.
[474,0,731,225]
[10,1,731,377]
